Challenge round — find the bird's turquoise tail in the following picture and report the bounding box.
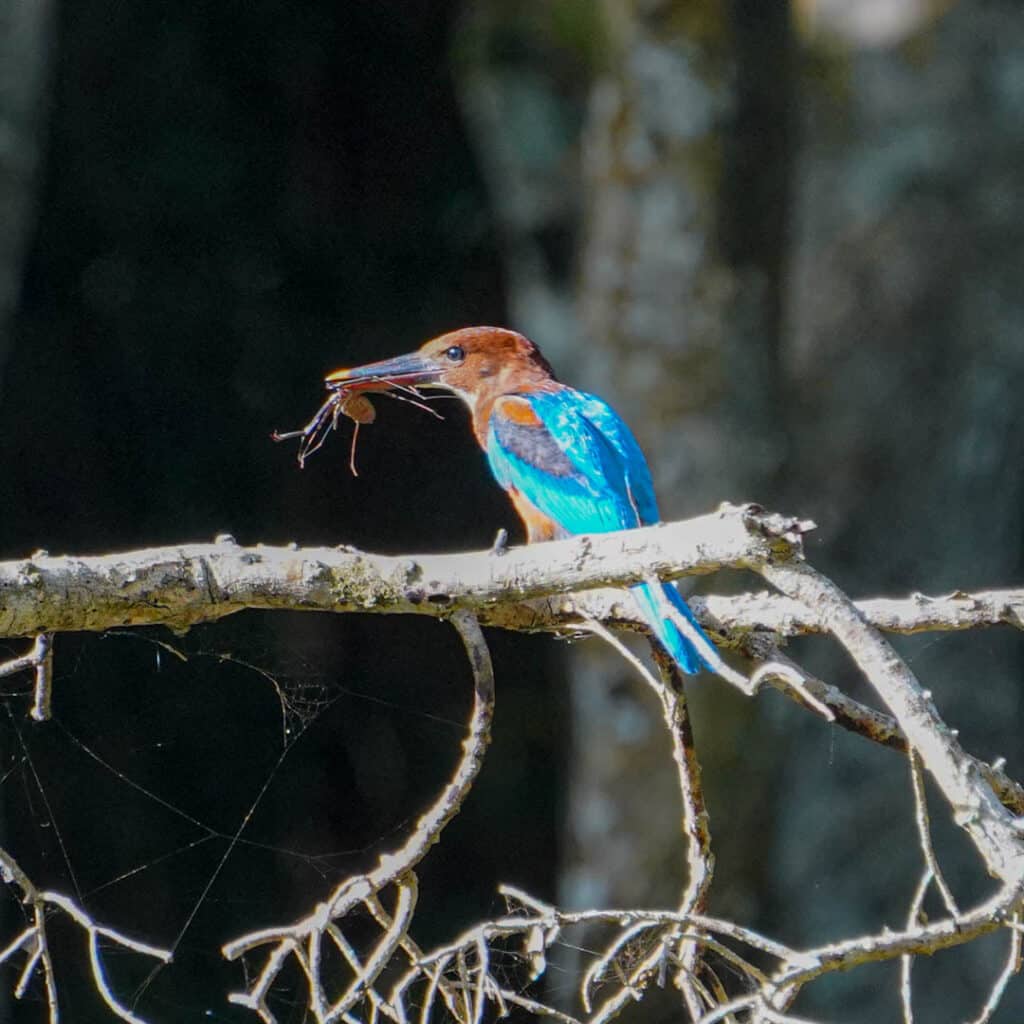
[630,581,718,674]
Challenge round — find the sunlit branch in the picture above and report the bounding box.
[757,558,1024,885]
[649,646,715,1017]
[0,632,53,720]
[1,507,1022,644]
[701,587,1024,637]
[968,917,1022,1024]
[4,503,1024,1021]
[0,846,171,1024]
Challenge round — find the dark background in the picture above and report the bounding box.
[2,1,1024,1021]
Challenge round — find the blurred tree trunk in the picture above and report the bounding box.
[568,0,795,926]
[0,0,54,386]
[776,1,1024,1016]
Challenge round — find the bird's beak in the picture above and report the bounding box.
[324,351,441,393]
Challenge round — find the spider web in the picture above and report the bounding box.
[0,618,469,1022]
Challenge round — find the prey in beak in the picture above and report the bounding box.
[273,349,445,473]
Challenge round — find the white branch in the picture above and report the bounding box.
[0,509,1019,652]
[0,847,171,1024]
[699,587,1024,637]
[758,558,1024,886]
[0,506,773,638]
[0,632,53,719]
[4,504,1024,1021]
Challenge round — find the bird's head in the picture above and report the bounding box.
[323,326,557,407]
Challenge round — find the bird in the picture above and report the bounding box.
[324,326,721,674]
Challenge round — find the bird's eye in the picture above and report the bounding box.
[444,345,465,363]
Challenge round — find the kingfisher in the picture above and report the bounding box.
[324,326,720,674]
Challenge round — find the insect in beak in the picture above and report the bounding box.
[272,387,375,473]
[273,355,444,475]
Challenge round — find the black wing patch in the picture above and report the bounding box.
[492,413,580,480]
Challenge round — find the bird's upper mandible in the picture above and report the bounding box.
[324,325,562,446]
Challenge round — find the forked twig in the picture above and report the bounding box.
[0,846,171,1023]
[0,633,54,721]
[909,748,960,917]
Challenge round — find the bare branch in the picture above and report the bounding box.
[222,610,495,1023]
[757,558,1024,885]
[649,647,715,1015]
[900,867,931,1024]
[700,587,1024,637]
[0,509,1019,672]
[0,632,53,720]
[967,916,1021,1024]
[0,846,171,1023]
[771,892,1010,992]
[0,505,778,638]
[908,749,960,918]
[4,504,1024,1019]
[2,510,1017,724]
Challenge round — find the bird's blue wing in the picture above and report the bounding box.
[575,394,660,526]
[485,390,658,534]
[486,388,716,675]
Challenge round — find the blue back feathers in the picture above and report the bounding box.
[485,388,716,674]
[486,389,659,533]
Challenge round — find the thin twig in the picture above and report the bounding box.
[899,748,961,1022]
[908,748,960,917]
[650,646,715,1016]
[580,920,656,1012]
[640,575,834,721]
[900,868,933,1024]
[967,916,1022,1024]
[696,993,823,1024]
[0,843,171,1024]
[575,619,717,1016]
[0,633,55,721]
[495,990,582,1023]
